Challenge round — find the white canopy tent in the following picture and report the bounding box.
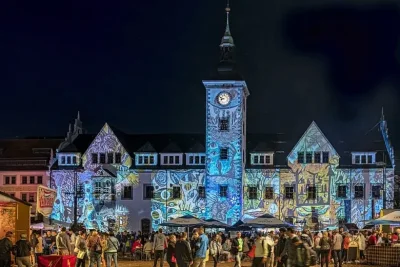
[367,210,400,225]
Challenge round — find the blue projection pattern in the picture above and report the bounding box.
[203,81,248,224]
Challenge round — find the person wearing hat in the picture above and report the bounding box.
[0,232,14,267]
[14,233,32,267]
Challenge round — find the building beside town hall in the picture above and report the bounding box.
[49,6,395,232]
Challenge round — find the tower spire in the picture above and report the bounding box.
[218,0,236,72]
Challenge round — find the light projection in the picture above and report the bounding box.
[203,81,248,224]
[244,122,395,229]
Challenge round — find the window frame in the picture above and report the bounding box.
[354,185,364,199]
[143,184,155,200]
[307,186,317,200]
[251,153,274,166]
[371,185,381,198]
[248,186,258,200]
[297,152,305,164]
[219,118,230,132]
[220,148,229,160]
[219,185,228,198]
[337,185,347,198]
[122,186,133,200]
[285,186,294,199]
[160,153,183,166]
[198,186,206,198]
[172,186,181,199]
[264,187,274,199]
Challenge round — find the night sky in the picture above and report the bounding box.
[2,1,400,147]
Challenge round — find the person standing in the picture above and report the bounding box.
[175,233,193,267]
[192,227,209,267]
[86,230,102,267]
[277,228,297,267]
[56,227,71,255]
[76,232,87,267]
[252,232,269,267]
[0,232,14,267]
[231,232,243,267]
[104,232,120,267]
[34,233,43,264]
[319,232,331,267]
[166,234,177,267]
[210,235,222,267]
[14,234,32,267]
[275,228,287,267]
[152,228,167,267]
[332,230,343,267]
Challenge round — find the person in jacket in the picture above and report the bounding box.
[86,230,102,267]
[292,237,310,267]
[104,232,120,267]
[152,228,167,267]
[275,228,287,267]
[0,231,14,267]
[210,234,222,267]
[252,232,269,267]
[332,230,343,267]
[231,232,243,267]
[193,227,209,267]
[56,227,71,255]
[34,233,43,264]
[319,231,331,267]
[76,232,87,267]
[14,234,32,267]
[277,227,297,267]
[166,234,177,267]
[175,233,192,267]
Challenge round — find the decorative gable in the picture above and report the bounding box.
[288,121,339,164]
[81,123,132,170]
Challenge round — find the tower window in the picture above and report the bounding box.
[307,186,317,199]
[198,186,206,198]
[337,185,347,198]
[219,118,229,132]
[248,187,257,200]
[107,153,114,164]
[305,152,312,163]
[92,153,98,164]
[220,148,228,160]
[115,153,122,164]
[173,187,181,199]
[297,152,304,164]
[354,185,364,199]
[285,186,294,199]
[99,153,106,164]
[314,152,321,163]
[219,185,228,198]
[265,187,274,199]
[371,185,381,198]
[322,152,329,163]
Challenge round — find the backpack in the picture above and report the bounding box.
[320,237,331,251]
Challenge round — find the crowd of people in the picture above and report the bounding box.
[1,224,399,267]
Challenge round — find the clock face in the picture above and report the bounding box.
[217,92,231,106]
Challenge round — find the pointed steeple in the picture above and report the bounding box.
[218,0,236,73]
[381,106,385,121]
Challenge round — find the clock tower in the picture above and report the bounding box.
[202,2,249,224]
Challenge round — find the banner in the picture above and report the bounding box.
[37,186,57,217]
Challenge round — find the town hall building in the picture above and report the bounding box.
[49,5,395,233]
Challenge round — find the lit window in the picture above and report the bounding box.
[265,187,274,199]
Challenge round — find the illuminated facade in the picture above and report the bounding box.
[49,6,395,232]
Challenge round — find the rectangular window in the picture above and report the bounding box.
[175,156,179,164]
[28,193,35,203]
[144,156,149,164]
[355,155,361,164]
[219,185,228,198]
[99,153,106,164]
[297,152,304,164]
[144,185,154,199]
[248,187,258,200]
[361,155,366,164]
[29,176,35,184]
[4,176,9,184]
[173,187,181,199]
[354,185,364,199]
[169,156,174,164]
[219,118,229,131]
[253,156,259,164]
[107,153,114,164]
[307,186,317,199]
[220,148,228,160]
[115,153,122,164]
[189,156,194,164]
[337,185,347,198]
[37,176,43,184]
[198,186,206,198]
[21,193,27,202]
[138,156,143,164]
[322,152,329,163]
[200,156,206,164]
[367,155,373,164]
[285,187,294,199]
[61,156,66,164]
[314,152,321,163]
[21,176,27,184]
[11,176,16,184]
[150,156,155,164]
[66,156,71,164]
[259,156,265,164]
[72,156,77,164]
[122,186,133,199]
[372,185,381,198]
[195,156,200,164]
[305,152,312,163]
[9,193,15,197]
[265,187,274,199]
[265,155,271,164]
[92,153,98,164]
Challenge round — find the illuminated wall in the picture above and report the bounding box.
[203,81,248,224]
[243,122,395,229]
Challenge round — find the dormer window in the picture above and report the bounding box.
[186,153,206,166]
[59,153,79,166]
[135,153,158,166]
[352,152,376,165]
[251,153,273,165]
[160,153,183,165]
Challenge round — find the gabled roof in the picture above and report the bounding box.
[188,142,205,153]
[0,191,32,206]
[161,142,182,153]
[136,142,156,153]
[60,134,96,153]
